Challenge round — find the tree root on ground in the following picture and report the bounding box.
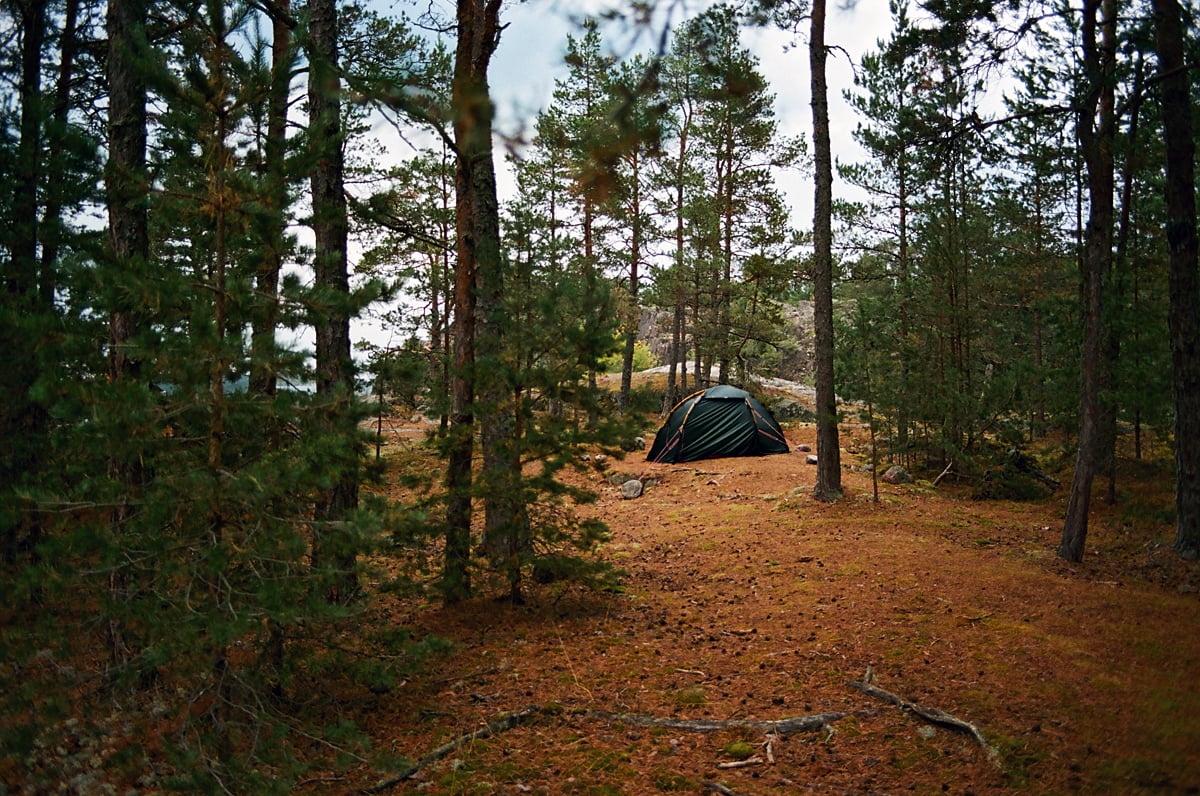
[364,705,540,793]
[847,666,1002,769]
[584,709,852,735]
[365,670,1003,792]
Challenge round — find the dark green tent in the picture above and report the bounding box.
[646,385,790,464]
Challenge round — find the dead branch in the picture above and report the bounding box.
[717,756,763,769]
[846,673,1002,770]
[702,782,743,796]
[932,460,955,487]
[364,706,539,793]
[587,709,852,735]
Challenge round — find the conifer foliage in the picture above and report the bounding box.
[0,0,411,789]
[2,0,1199,788]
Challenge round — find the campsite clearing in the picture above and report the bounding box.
[345,416,1200,795]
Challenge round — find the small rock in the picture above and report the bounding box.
[805,454,818,465]
[882,465,913,484]
[620,480,644,499]
[798,444,812,453]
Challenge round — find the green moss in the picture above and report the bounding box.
[993,734,1049,788]
[722,740,756,760]
[651,770,695,791]
[673,686,707,707]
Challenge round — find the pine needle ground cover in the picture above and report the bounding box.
[6,410,1197,794]
[341,417,1200,795]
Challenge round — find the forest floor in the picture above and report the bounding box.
[336,381,1200,796]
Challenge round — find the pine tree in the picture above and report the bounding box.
[443,0,504,603]
[840,0,925,463]
[674,4,803,388]
[1061,0,1118,562]
[809,0,842,500]
[607,54,665,408]
[308,0,364,603]
[1151,0,1200,558]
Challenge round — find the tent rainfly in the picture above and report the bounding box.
[646,385,790,464]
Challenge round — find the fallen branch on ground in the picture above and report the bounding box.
[586,709,851,735]
[366,679,997,792]
[364,706,539,793]
[847,669,1002,770]
[701,782,742,796]
[932,460,955,486]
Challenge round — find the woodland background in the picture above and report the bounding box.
[1,0,1198,791]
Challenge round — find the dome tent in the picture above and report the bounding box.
[646,385,790,464]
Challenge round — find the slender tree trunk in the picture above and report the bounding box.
[105,0,149,664]
[620,152,642,408]
[1060,0,1116,562]
[250,0,292,411]
[896,150,911,464]
[1151,0,1200,559]
[445,0,505,604]
[2,0,50,565]
[38,0,79,303]
[10,0,45,298]
[810,0,841,502]
[308,0,359,603]
[470,0,520,597]
[1102,57,1145,504]
[204,24,232,707]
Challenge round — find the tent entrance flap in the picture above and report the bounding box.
[647,386,789,464]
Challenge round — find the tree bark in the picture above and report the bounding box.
[620,150,642,408]
[810,0,841,502]
[1060,0,1116,562]
[444,0,505,604]
[104,0,149,664]
[1102,57,1146,504]
[308,0,359,603]
[472,2,523,599]
[1151,0,1200,559]
[38,0,80,304]
[2,0,50,564]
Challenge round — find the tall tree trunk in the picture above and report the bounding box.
[308,0,359,603]
[10,0,45,299]
[896,149,911,464]
[250,0,292,409]
[810,0,841,502]
[1060,0,1116,562]
[1103,57,1146,504]
[38,0,79,303]
[1151,0,1200,559]
[2,0,49,564]
[444,0,505,604]
[104,0,149,664]
[620,151,642,408]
